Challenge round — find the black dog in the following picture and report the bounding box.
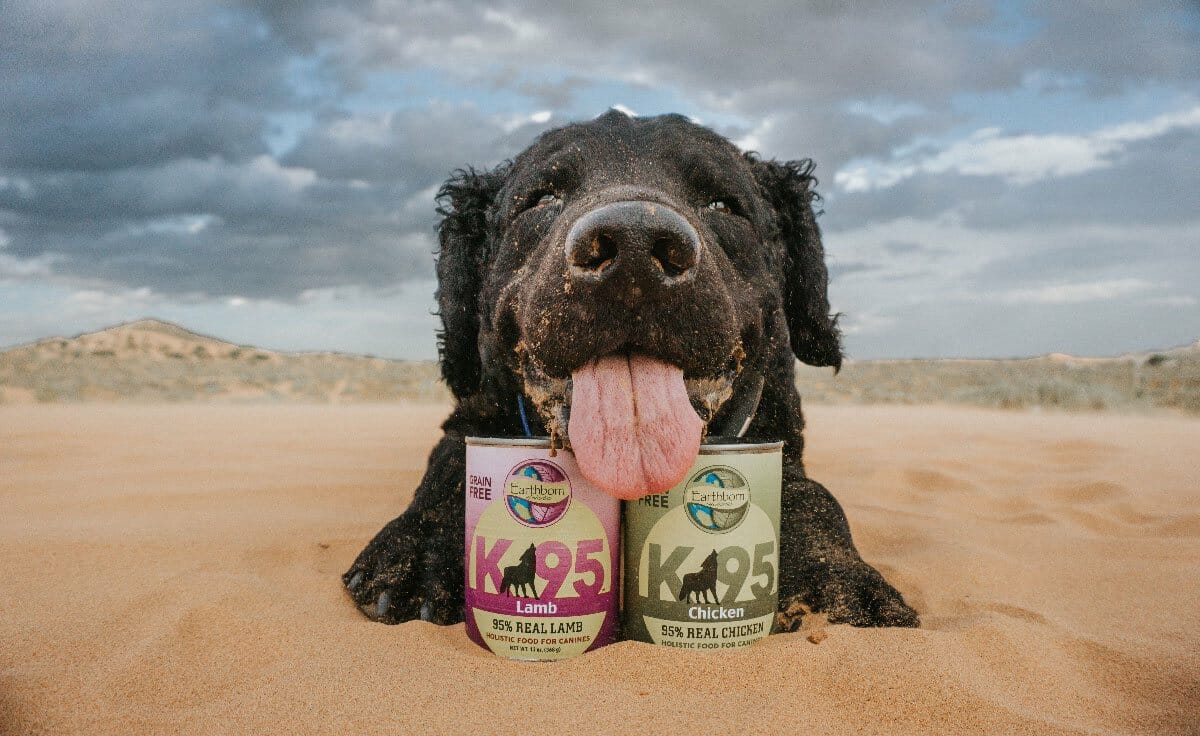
[499,543,539,599]
[678,549,719,605]
[344,110,918,630]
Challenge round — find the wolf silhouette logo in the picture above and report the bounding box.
[678,549,719,604]
[499,542,539,598]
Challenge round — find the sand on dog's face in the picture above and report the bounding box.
[0,404,1198,735]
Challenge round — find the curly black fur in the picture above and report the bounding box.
[344,111,918,631]
[745,155,843,371]
[434,166,509,400]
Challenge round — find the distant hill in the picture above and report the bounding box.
[0,319,447,404]
[1,319,1197,413]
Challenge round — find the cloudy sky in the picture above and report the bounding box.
[2,1,1198,359]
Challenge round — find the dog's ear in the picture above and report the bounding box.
[747,154,843,370]
[435,165,507,399]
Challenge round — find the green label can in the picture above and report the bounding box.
[622,441,783,650]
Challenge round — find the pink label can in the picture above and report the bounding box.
[464,437,620,660]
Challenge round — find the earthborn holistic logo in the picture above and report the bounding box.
[684,466,751,533]
[504,459,571,527]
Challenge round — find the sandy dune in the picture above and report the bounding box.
[1,404,1197,735]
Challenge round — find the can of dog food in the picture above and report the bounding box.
[622,440,783,650]
[464,438,620,660]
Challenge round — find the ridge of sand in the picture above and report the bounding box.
[1,403,1197,734]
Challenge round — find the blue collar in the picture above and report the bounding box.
[516,393,534,437]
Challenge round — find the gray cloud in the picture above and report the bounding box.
[282,104,551,183]
[246,1,1198,162]
[826,261,877,281]
[960,127,1200,229]
[822,124,1200,234]
[245,1,1014,169]
[963,224,1200,291]
[2,1,293,171]
[1,154,434,298]
[822,174,1006,230]
[1025,3,1200,95]
[256,1,1023,100]
[0,0,566,300]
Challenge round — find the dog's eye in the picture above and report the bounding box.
[525,192,562,212]
[705,200,733,215]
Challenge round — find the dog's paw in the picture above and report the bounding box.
[342,510,464,625]
[788,561,919,629]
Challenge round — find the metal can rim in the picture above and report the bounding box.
[465,435,782,453]
[698,440,784,454]
[465,436,553,448]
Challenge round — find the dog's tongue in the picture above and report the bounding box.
[568,354,703,500]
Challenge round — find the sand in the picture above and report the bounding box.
[1,403,1197,735]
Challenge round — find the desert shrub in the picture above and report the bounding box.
[949,378,1128,411]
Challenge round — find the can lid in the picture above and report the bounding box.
[465,435,782,452]
[465,436,553,448]
[698,439,784,454]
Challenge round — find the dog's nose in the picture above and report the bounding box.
[565,201,700,285]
